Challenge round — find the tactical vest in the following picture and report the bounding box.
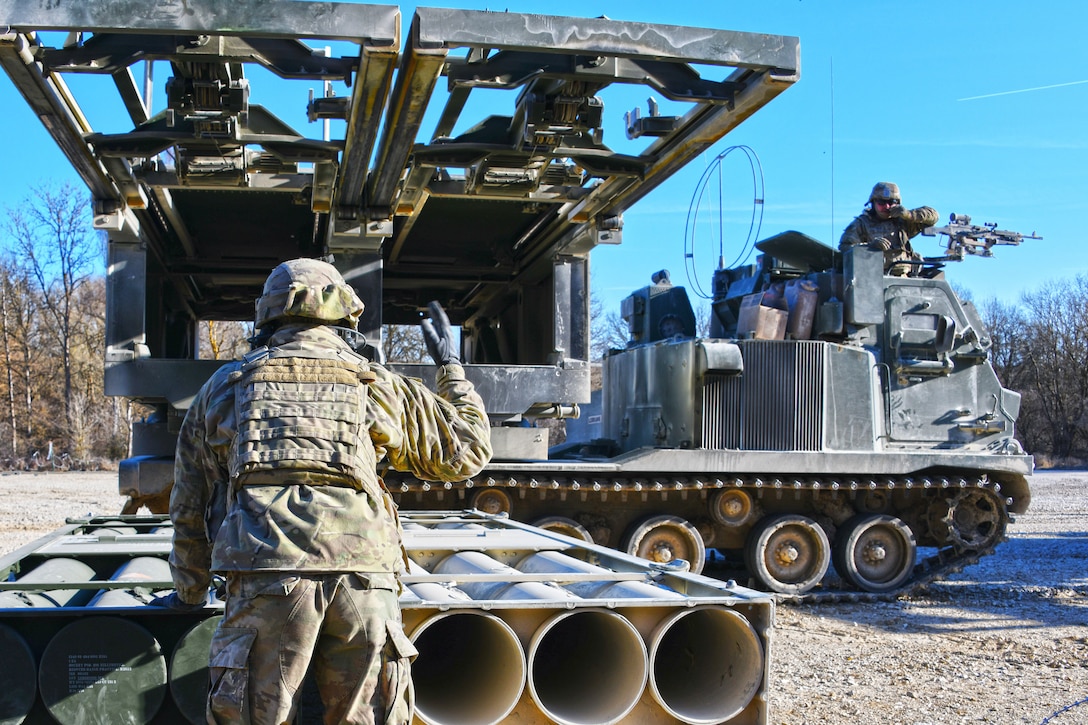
[229,346,379,492]
[862,215,913,252]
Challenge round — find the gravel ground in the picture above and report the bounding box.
[0,469,1085,724]
[771,470,1088,725]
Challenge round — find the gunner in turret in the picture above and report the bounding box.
[839,181,939,276]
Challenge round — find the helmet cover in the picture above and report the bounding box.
[870,182,900,203]
[255,258,364,329]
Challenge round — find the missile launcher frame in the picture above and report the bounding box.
[0,511,773,724]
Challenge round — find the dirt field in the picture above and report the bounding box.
[0,469,1085,724]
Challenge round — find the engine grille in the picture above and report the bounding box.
[702,340,825,451]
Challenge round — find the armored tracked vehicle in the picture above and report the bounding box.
[537,221,1034,599]
[385,218,1036,599]
[0,0,1029,603]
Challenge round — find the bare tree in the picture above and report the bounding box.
[6,182,100,453]
[0,255,46,459]
[0,262,22,456]
[201,320,253,360]
[590,292,629,361]
[67,278,103,460]
[1017,277,1088,460]
[695,301,712,337]
[983,277,1088,462]
[981,296,1040,451]
[383,324,428,363]
[981,297,1029,391]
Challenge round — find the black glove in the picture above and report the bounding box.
[148,591,204,611]
[868,237,892,252]
[421,301,459,366]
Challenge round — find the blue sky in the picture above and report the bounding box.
[0,0,1084,317]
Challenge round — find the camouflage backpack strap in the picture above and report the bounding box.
[229,346,380,496]
[228,345,272,378]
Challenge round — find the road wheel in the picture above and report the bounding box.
[745,514,830,595]
[833,514,917,592]
[470,488,513,516]
[530,516,594,544]
[623,515,706,574]
[709,489,760,527]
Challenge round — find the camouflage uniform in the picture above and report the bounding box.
[167,260,491,725]
[839,182,938,276]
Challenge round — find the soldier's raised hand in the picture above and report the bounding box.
[421,301,460,366]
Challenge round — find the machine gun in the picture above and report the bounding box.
[922,213,1042,262]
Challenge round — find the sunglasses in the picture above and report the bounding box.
[874,199,900,207]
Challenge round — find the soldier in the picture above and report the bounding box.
[839,181,939,275]
[150,258,492,724]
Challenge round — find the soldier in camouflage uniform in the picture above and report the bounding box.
[839,182,939,276]
[150,258,492,725]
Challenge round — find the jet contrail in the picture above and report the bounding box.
[958,79,1088,101]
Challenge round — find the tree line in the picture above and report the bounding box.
[1,183,1082,468]
[0,184,122,468]
[983,277,1088,465]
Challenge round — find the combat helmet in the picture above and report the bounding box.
[255,258,364,330]
[869,182,900,204]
